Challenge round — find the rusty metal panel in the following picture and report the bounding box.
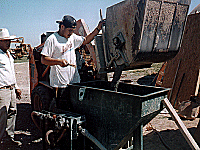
[169,4,189,51]
[154,2,176,51]
[105,0,139,65]
[29,47,38,95]
[163,0,191,5]
[140,1,188,52]
[94,35,106,73]
[162,13,200,108]
[139,0,161,52]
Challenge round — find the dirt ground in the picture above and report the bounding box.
[1,62,199,150]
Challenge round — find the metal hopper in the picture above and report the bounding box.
[68,81,170,149]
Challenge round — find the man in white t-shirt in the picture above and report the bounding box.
[41,15,105,110]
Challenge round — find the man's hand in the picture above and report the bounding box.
[59,59,69,67]
[15,89,22,100]
[41,55,69,67]
[83,19,106,45]
[97,19,106,30]
[59,59,76,68]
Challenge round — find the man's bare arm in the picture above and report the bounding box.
[41,55,68,67]
[82,19,106,45]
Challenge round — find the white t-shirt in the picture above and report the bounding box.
[41,32,84,88]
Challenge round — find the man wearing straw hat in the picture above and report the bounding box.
[0,28,22,145]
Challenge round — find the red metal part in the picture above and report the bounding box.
[74,19,97,68]
[29,47,38,95]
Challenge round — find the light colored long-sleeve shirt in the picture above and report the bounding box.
[0,49,19,89]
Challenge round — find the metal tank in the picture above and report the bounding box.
[96,0,191,71]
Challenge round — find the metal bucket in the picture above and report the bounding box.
[97,0,191,71]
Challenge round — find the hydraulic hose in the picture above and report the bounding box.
[31,111,67,146]
[46,130,54,145]
[149,123,171,150]
[56,129,66,143]
[46,129,66,146]
[31,111,42,132]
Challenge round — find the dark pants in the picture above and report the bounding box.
[0,106,7,141]
[53,87,73,111]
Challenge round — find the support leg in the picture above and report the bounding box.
[133,124,143,150]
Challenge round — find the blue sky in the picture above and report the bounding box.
[1,0,199,47]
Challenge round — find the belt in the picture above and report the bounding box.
[0,84,15,90]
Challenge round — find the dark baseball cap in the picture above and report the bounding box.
[56,15,77,28]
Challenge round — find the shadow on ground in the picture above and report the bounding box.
[143,127,196,150]
[0,103,43,150]
[137,74,157,86]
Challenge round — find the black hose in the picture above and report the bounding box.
[149,123,171,150]
[31,111,42,132]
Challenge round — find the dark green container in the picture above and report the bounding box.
[68,81,170,150]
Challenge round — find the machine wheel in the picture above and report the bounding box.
[31,85,53,111]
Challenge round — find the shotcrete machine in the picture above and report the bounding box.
[29,0,191,149]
